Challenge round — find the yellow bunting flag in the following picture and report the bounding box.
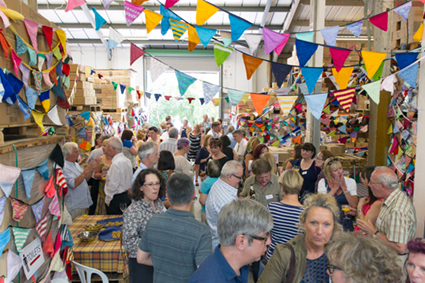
[250,93,271,115]
[332,67,354,90]
[328,130,336,138]
[0,7,24,21]
[241,93,250,103]
[242,54,263,80]
[188,26,201,52]
[277,96,298,117]
[361,50,387,79]
[85,66,91,78]
[41,98,50,113]
[272,140,280,147]
[333,88,355,111]
[56,29,67,56]
[144,9,163,34]
[323,105,330,114]
[413,22,424,42]
[249,126,255,132]
[387,124,393,135]
[212,98,221,106]
[87,117,95,128]
[32,111,45,133]
[196,0,219,25]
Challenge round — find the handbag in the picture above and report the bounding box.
[284,243,296,283]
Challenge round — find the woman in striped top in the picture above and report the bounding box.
[265,169,304,262]
[188,124,202,161]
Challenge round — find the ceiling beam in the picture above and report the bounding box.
[37,4,290,12]
[291,20,353,27]
[299,0,364,6]
[57,23,283,30]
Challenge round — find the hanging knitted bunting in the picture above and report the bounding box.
[175,70,197,96]
[124,0,144,26]
[398,63,418,88]
[165,0,179,9]
[11,199,29,222]
[333,88,356,111]
[413,23,423,41]
[329,47,351,72]
[228,14,252,41]
[47,105,63,125]
[42,25,53,50]
[108,27,125,49]
[296,39,318,67]
[214,42,233,67]
[144,9,163,34]
[150,57,168,82]
[212,98,221,106]
[49,193,61,217]
[242,54,263,80]
[35,213,49,240]
[10,49,21,76]
[39,90,51,112]
[251,94,271,115]
[15,34,27,55]
[160,5,181,35]
[21,169,36,199]
[345,20,363,38]
[263,28,290,54]
[332,67,354,90]
[298,83,308,95]
[154,93,161,101]
[203,81,220,104]
[145,92,151,99]
[0,196,6,225]
[0,68,15,104]
[338,123,347,133]
[32,111,45,133]
[227,89,245,106]
[244,34,263,55]
[79,141,93,151]
[301,67,323,94]
[103,0,114,9]
[320,26,339,46]
[304,92,328,120]
[394,1,412,22]
[0,9,9,28]
[65,0,86,12]
[220,31,233,47]
[0,228,10,255]
[369,11,388,31]
[274,33,290,55]
[296,31,314,43]
[195,26,217,47]
[0,164,21,198]
[24,19,39,54]
[361,50,387,79]
[199,98,204,105]
[395,52,418,70]
[120,84,126,94]
[31,198,44,223]
[271,62,292,88]
[169,19,189,41]
[7,72,24,96]
[361,80,381,105]
[196,0,219,25]
[381,74,395,94]
[188,25,201,52]
[278,95,298,116]
[92,7,106,30]
[17,96,31,120]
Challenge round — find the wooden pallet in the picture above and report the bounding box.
[70,105,102,112]
[103,108,127,113]
[0,123,69,146]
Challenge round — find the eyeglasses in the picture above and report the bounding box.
[232,174,243,180]
[143,182,161,188]
[327,263,343,274]
[327,157,339,166]
[245,233,270,244]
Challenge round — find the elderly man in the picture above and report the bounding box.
[104,137,133,215]
[62,142,97,220]
[241,159,283,206]
[147,126,160,145]
[159,127,178,154]
[189,199,273,283]
[206,160,243,249]
[160,122,173,142]
[206,121,222,138]
[357,166,416,277]
[233,129,248,158]
[131,141,159,184]
[137,174,211,283]
[87,134,111,164]
[202,114,211,133]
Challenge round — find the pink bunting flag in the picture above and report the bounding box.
[0,0,6,8]
[0,10,10,28]
[49,193,61,217]
[329,47,351,72]
[263,28,290,55]
[389,135,398,154]
[10,49,22,75]
[274,33,290,55]
[65,0,86,12]
[124,1,144,26]
[130,43,145,66]
[165,0,179,8]
[24,19,39,54]
[369,11,388,31]
[43,72,53,87]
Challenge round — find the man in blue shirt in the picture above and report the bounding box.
[189,199,273,283]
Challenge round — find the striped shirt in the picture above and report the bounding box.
[266,202,304,261]
[158,138,177,154]
[188,133,201,161]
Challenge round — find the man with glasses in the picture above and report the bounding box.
[131,141,160,185]
[206,161,244,249]
[189,199,273,283]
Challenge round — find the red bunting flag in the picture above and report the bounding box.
[130,43,145,66]
[329,47,351,72]
[165,0,179,8]
[164,96,171,100]
[369,11,388,31]
[98,74,104,79]
[42,25,53,51]
[187,97,195,104]
[0,31,9,58]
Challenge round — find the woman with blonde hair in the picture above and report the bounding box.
[243,136,260,177]
[136,129,147,147]
[261,152,278,175]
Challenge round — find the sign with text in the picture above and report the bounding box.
[19,237,44,279]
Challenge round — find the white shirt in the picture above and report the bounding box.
[159,138,177,154]
[62,160,93,211]
[174,155,193,180]
[160,131,169,142]
[105,152,133,205]
[131,162,148,185]
[317,177,357,196]
[235,138,248,156]
[206,129,221,138]
[87,147,103,164]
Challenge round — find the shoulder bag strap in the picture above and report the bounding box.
[284,243,296,283]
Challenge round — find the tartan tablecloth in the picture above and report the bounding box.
[70,215,125,273]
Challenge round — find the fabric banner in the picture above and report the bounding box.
[32,198,44,223]
[394,1,412,22]
[188,26,201,52]
[103,0,114,9]
[21,169,36,199]
[169,19,189,41]
[39,89,50,112]
[124,0,144,26]
[413,23,423,41]
[32,111,45,133]
[301,67,323,94]
[361,50,387,79]
[12,227,30,252]
[304,92,327,120]
[263,28,289,54]
[0,164,21,198]
[65,0,85,12]
[214,43,233,67]
[296,31,314,43]
[338,123,347,133]
[196,0,219,25]
[38,55,46,72]
[361,80,381,105]
[49,193,61,217]
[298,83,308,95]
[244,34,263,55]
[399,63,418,88]
[0,196,6,226]
[108,27,125,49]
[242,54,263,80]
[36,159,49,181]
[42,25,53,50]
[0,9,9,28]
[10,49,21,75]
[333,88,356,111]
[395,52,418,70]
[144,9,163,34]
[15,34,27,55]
[79,141,93,151]
[23,18,39,55]
[346,20,363,38]
[17,96,31,120]
[154,93,161,101]
[195,26,216,47]
[20,63,30,88]
[150,57,167,82]
[0,228,10,260]
[36,213,49,240]
[212,98,221,106]
[381,74,395,94]
[296,39,318,67]
[251,93,271,115]
[175,70,197,96]
[320,26,339,46]
[229,14,252,41]
[274,33,290,55]
[332,67,354,90]
[11,199,29,222]
[228,89,245,106]
[220,31,232,47]
[92,6,106,30]
[47,105,63,125]
[271,62,292,88]
[278,95,298,116]
[203,81,220,104]
[120,84,126,94]
[329,47,352,72]
[160,5,181,35]
[164,0,179,8]
[369,11,388,31]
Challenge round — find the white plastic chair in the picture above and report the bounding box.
[72,261,109,283]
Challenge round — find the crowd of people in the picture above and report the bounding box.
[61,114,421,283]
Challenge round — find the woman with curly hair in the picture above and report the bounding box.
[326,231,402,283]
[122,169,167,283]
[405,238,425,283]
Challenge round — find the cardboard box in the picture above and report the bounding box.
[320,143,346,156]
[73,96,97,105]
[0,101,33,127]
[268,147,294,164]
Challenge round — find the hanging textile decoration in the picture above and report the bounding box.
[47,105,63,125]
[0,7,24,21]
[0,68,15,104]
[332,67,354,90]
[199,98,205,105]
[31,70,42,94]
[150,57,168,82]
[77,127,87,139]
[43,72,53,87]
[212,98,221,106]
[91,6,106,30]
[57,29,68,56]
[79,141,93,151]
[36,213,49,240]
[296,39,318,67]
[17,96,31,120]
[320,26,339,46]
[244,34,263,55]
[381,74,395,95]
[304,92,328,120]
[278,95,298,116]
[145,92,151,99]
[413,23,424,41]
[10,49,21,76]
[108,27,126,49]
[165,0,179,9]
[23,19,39,55]
[0,228,10,256]
[46,52,53,68]
[154,93,161,101]
[11,199,29,222]
[333,88,356,111]
[271,62,292,88]
[49,193,61,217]
[124,1,144,26]
[395,52,418,70]
[346,20,363,38]
[36,159,49,181]
[251,94,271,115]
[228,14,252,41]
[296,31,314,43]
[214,42,233,67]
[297,83,308,95]
[338,123,347,133]
[38,55,46,71]
[42,25,53,50]
[301,67,323,94]
[31,198,44,223]
[203,81,220,104]
[274,33,290,55]
[65,0,86,12]
[369,11,388,31]
[144,9,163,34]
[130,43,145,66]
[195,26,217,47]
[228,89,245,106]
[119,84,126,94]
[15,34,27,55]
[39,90,51,112]
[0,164,21,198]
[398,63,418,88]
[32,111,45,133]
[7,72,23,96]
[103,0,114,9]
[263,28,289,54]
[361,50,387,79]
[19,64,30,89]
[169,19,189,41]
[0,197,6,225]
[394,1,412,22]
[56,168,68,194]
[188,26,201,52]
[196,0,219,25]
[21,169,36,199]
[220,31,233,47]
[160,5,181,35]
[175,70,197,96]
[242,54,263,80]
[0,9,9,28]
[187,97,196,104]
[43,232,54,256]
[329,47,351,72]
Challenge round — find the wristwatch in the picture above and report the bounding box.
[373,230,379,238]
[357,209,363,213]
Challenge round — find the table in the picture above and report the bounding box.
[69,215,126,274]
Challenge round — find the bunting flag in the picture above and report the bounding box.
[21,169,35,199]
[15,34,27,55]
[196,0,219,25]
[296,39,318,67]
[332,67,354,90]
[203,81,220,104]
[301,67,323,94]
[43,232,54,257]
[154,93,161,101]
[165,0,179,9]
[108,27,126,49]
[11,198,29,222]
[31,198,44,223]
[119,84,126,94]
[320,26,339,46]
[175,70,197,96]
[214,43,233,67]
[244,34,263,55]
[361,80,381,105]
[0,164,21,198]
[413,23,423,41]
[395,53,418,70]
[0,228,10,256]
[398,63,418,88]
[0,197,5,225]
[304,92,328,120]
[37,159,49,181]
[47,105,63,125]
[65,0,86,12]
[188,26,201,51]
[346,20,363,38]
[38,55,46,72]
[79,141,93,151]
[369,11,388,31]
[333,88,355,111]
[227,89,245,106]
[42,25,53,50]
[381,74,395,94]
[144,9,163,34]
[251,93,271,115]
[220,31,233,47]
[32,111,45,133]
[361,50,386,79]
[263,28,289,54]
[160,5,181,35]
[242,54,263,80]
[298,83,308,94]
[150,57,167,82]
[10,49,21,75]
[394,1,412,22]
[35,213,49,240]
[199,98,204,105]
[195,26,216,47]
[296,31,314,43]
[0,9,9,28]
[274,33,290,55]
[0,68,14,103]
[212,98,221,106]
[124,0,144,26]
[271,62,292,88]
[39,90,51,112]
[329,47,351,72]
[92,6,106,30]
[229,14,252,41]
[102,0,114,8]
[49,193,61,217]
[77,127,87,139]
[145,92,151,99]
[169,19,189,41]
[338,123,347,133]
[43,70,53,87]
[278,95,298,116]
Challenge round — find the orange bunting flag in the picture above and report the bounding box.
[333,88,356,111]
[332,67,354,90]
[196,0,219,25]
[361,50,387,79]
[144,9,163,34]
[292,135,301,144]
[242,54,263,80]
[188,26,201,52]
[212,98,221,106]
[250,93,271,115]
[79,141,93,151]
[132,0,149,4]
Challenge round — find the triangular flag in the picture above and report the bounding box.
[0,9,9,28]
[56,29,67,55]
[369,11,388,31]
[301,67,323,94]
[119,84,126,94]
[395,53,418,70]
[229,14,252,41]
[31,198,44,223]
[130,43,145,66]
[220,31,233,47]
[271,62,292,88]
[0,164,21,198]
[154,93,161,101]
[150,57,167,82]
[32,111,45,133]
[296,39,318,67]
[414,22,424,41]
[11,199,29,222]
[199,98,204,105]
[0,228,10,255]
[242,54,263,80]
[320,26,339,46]
[329,47,351,72]
[169,19,189,41]
[346,20,363,38]
[144,9,163,34]
[21,170,36,199]
[274,33,290,55]
[124,1,144,26]
[296,31,314,43]
[323,105,330,114]
[304,92,328,120]
[263,28,289,54]
[92,6,106,30]
[43,232,54,256]
[0,197,6,225]
[103,0,114,8]
[228,89,245,106]
[12,227,31,252]
[48,105,63,125]
[196,0,219,25]
[108,27,125,49]
[214,42,233,67]
[338,123,347,133]
[10,49,21,76]
[175,70,197,96]
[361,80,381,105]
[212,98,221,106]
[49,193,61,217]
[79,141,93,151]
[39,89,51,112]
[42,26,53,51]
[394,1,412,22]
[160,5,181,35]
[332,67,354,90]
[195,26,216,47]
[251,93,271,115]
[165,0,179,9]
[188,25,201,52]
[333,88,355,111]
[15,34,27,56]
[203,81,220,104]
[65,0,85,12]
[277,95,298,116]
[361,50,387,79]
[244,34,263,55]
[399,63,418,88]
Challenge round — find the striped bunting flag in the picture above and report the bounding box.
[175,70,197,96]
[12,227,31,252]
[0,197,6,226]
[56,168,68,196]
[333,88,356,111]
[49,193,61,217]
[214,43,233,67]
[36,213,49,240]
[31,197,45,223]
[169,19,189,41]
[278,96,298,116]
[11,199,29,222]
